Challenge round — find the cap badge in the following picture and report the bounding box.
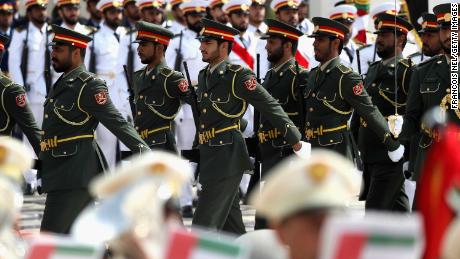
[308,162,329,183]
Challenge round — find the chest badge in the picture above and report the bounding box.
[94,91,108,105]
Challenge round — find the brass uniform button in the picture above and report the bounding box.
[204,93,208,98]
[139,95,144,99]
[309,107,314,112]
[137,111,141,115]
[312,93,316,97]
[49,99,54,103]
[44,114,48,119]
[203,108,207,113]
[201,124,205,129]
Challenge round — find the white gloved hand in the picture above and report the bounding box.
[294,141,311,159]
[388,115,404,137]
[403,161,409,173]
[37,178,42,188]
[388,145,405,162]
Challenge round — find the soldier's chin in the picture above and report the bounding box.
[52,63,65,73]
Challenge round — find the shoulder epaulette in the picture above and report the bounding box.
[407,52,422,59]
[357,44,372,51]
[161,67,174,77]
[336,63,352,74]
[86,25,98,35]
[417,55,440,67]
[134,67,145,74]
[77,71,94,83]
[368,60,380,67]
[399,58,412,68]
[288,64,307,75]
[0,75,13,88]
[227,64,243,72]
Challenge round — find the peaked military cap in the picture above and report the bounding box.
[270,0,300,12]
[433,3,455,29]
[251,0,265,6]
[309,17,349,41]
[25,0,47,9]
[209,0,228,9]
[261,18,303,41]
[223,0,251,14]
[123,0,135,7]
[417,12,438,33]
[0,34,9,51]
[97,0,123,11]
[134,21,174,45]
[329,4,357,24]
[197,18,240,42]
[180,0,207,15]
[0,0,15,13]
[57,0,80,7]
[374,13,413,35]
[136,0,165,10]
[49,24,93,48]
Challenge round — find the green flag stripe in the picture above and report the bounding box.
[368,235,416,246]
[198,238,241,256]
[56,245,97,255]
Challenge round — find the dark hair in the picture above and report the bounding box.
[280,37,298,56]
[70,45,86,59]
[328,36,343,54]
[216,39,233,55]
[395,31,407,48]
[153,42,168,52]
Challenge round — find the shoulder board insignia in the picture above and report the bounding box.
[337,63,352,74]
[0,75,13,88]
[417,55,439,67]
[399,58,412,68]
[77,71,94,82]
[161,67,174,77]
[288,64,307,75]
[357,44,372,51]
[134,67,145,74]
[227,64,242,72]
[407,52,421,59]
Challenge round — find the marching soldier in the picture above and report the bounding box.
[0,0,14,75]
[328,3,358,68]
[400,3,458,182]
[305,17,404,166]
[39,25,149,234]
[8,0,48,190]
[88,0,127,168]
[132,21,190,152]
[353,2,419,77]
[355,13,413,212]
[255,19,308,229]
[165,0,207,218]
[0,34,40,155]
[85,0,102,29]
[208,0,228,24]
[56,0,95,34]
[121,0,140,29]
[192,18,308,235]
[247,0,267,37]
[408,12,444,64]
[167,0,187,35]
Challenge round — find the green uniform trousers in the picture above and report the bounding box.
[40,188,93,234]
[192,174,246,235]
[364,162,410,212]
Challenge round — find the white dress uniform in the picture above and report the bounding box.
[168,20,186,35]
[8,21,48,185]
[87,17,127,168]
[247,22,268,37]
[165,0,208,208]
[297,17,313,35]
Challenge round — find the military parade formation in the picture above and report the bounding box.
[0,0,459,258]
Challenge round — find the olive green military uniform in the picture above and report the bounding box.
[192,60,301,234]
[133,61,189,152]
[39,25,149,234]
[0,74,41,155]
[305,57,399,157]
[357,54,412,211]
[259,58,308,174]
[401,54,458,179]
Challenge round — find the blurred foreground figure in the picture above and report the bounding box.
[0,137,34,259]
[72,150,192,259]
[250,150,360,259]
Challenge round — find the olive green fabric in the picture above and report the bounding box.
[0,74,41,155]
[304,57,399,160]
[133,61,188,151]
[39,65,149,193]
[401,54,458,180]
[358,55,413,163]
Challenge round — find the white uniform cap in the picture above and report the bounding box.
[250,150,360,224]
[136,0,165,10]
[329,4,357,21]
[179,0,207,14]
[0,137,33,182]
[222,0,251,14]
[270,0,300,12]
[90,151,192,199]
[96,0,123,11]
[369,2,401,19]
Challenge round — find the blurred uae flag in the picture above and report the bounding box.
[353,0,370,44]
[319,212,423,259]
[164,228,249,259]
[417,124,460,259]
[25,234,103,259]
